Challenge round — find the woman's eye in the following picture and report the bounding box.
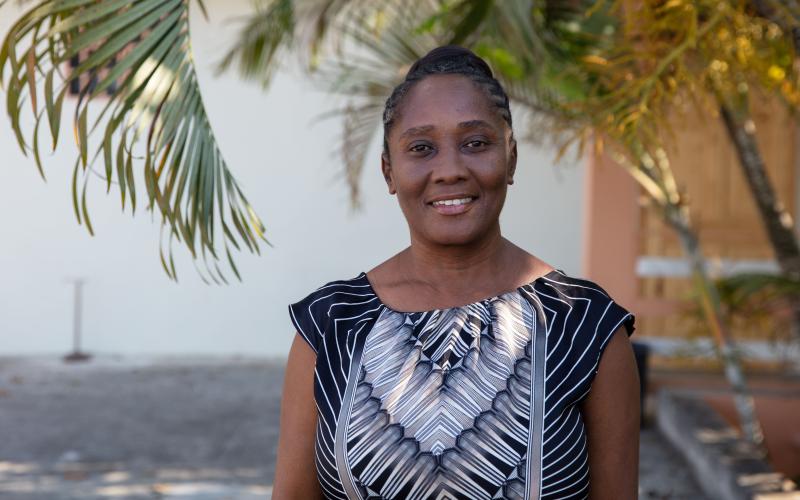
[464,139,488,149]
[409,143,432,153]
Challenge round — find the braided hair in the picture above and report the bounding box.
[382,45,513,158]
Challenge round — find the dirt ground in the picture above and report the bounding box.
[0,356,707,499]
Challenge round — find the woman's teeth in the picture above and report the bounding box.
[432,197,474,206]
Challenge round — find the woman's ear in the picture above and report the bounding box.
[381,153,396,194]
[507,138,518,185]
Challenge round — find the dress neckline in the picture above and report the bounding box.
[358,269,562,315]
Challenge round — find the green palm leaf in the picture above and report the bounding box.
[218,0,394,86]
[306,0,444,206]
[215,0,293,87]
[0,0,267,282]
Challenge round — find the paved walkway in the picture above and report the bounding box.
[0,357,707,499]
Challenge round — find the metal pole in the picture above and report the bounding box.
[64,278,91,363]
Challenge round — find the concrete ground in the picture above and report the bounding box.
[0,357,707,499]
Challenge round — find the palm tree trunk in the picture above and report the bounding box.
[663,204,766,448]
[720,105,800,341]
[719,105,800,276]
[728,0,800,277]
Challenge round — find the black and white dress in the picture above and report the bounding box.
[288,269,635,500]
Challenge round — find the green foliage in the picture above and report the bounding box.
[215,0,294,87]
[720,271,800,307]
[680,271,800,354]
[0,0,267,282]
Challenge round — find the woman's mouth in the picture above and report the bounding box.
[429,196,476,215]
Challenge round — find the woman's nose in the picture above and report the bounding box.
[431,146,468,184]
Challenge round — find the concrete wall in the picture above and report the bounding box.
[0,1,585,356]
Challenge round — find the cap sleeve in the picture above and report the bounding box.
[556,293,635,407]
[288,273,380,354]
[602,299,635,339]
[288,292,325,354]
[588,299,635,387]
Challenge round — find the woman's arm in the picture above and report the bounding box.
[582,326,640,500]
[272,334,323,500]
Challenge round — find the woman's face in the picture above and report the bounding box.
[382,73,516,247]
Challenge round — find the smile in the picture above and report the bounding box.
[431,197,474,206]
[428,196,476,215]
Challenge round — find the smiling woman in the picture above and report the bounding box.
[273,46,639,500]
[380,72,514,254]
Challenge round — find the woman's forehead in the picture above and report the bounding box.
[395,74,505,133]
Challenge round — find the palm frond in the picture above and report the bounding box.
[218,0,431,208]
[719,272,800,304]
[307,0,444,207]
[219,0,382,85]
[0,0,266,282]
[215,0,293,87]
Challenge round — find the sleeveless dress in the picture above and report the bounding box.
[288,269,635,500]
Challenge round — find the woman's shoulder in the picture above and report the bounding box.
[538,269,616,298]
[535,270,635,337]
[287,272,380,353]
[537,271,636,408]
[289,272,377,312]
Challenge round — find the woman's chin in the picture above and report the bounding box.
[421,227,487,247]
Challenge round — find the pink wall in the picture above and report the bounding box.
[581,150,640,310]
[582,150,685,321]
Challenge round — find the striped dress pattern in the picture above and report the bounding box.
[288,270,635,500]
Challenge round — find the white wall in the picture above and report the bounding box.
[0,1,584,356]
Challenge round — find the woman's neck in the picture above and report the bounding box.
[402,228,520,297]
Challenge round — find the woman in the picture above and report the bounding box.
[274,46,639,500]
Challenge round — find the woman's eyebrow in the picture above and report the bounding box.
[457,119,493,130]
[399,125,434,141]
[399,120,493,141]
